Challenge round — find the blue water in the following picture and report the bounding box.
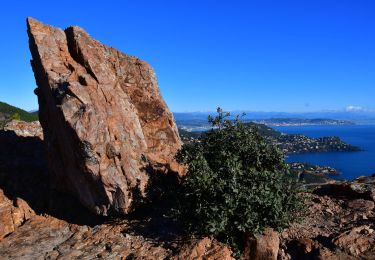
[273,125,375,180]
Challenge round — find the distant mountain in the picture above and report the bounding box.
[0,101,38,127]
[251,118,354,126]
[173,110,375,125]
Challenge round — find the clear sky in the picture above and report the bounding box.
[0,0,374,112]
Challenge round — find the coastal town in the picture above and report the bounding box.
[178,123,360,155]
[267,134,360,154]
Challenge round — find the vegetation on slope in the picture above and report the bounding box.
[0,101,38,128]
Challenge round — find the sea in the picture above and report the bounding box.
[273,125,375,180]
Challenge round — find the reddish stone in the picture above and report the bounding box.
[27,17,182,216]
[333,225,375,257]
[0,189,35,240]
[244,228,280,260]
[175,237,233,260]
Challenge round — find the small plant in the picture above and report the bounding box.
[175,108,304,255]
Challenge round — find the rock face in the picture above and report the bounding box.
[27,17,182,216]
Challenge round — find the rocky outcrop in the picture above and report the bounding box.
[314,175,375,202]
[0,212,231,260]
[0,189,35,240]
[333,225,374,257]
[3,120,43,139]
[279,176,375,259]
[0,215,172,259]
[27,17,182,216]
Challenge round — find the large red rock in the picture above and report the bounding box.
[27,17,182,216]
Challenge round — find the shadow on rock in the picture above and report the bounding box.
[0,130,104,226]
[116,167,186,252]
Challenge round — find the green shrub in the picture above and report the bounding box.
[175,108,304,255]
[11,112,21,120]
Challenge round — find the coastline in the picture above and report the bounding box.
[280,125,375,180]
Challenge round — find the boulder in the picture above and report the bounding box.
[27,18,182,216]
[243,228,280,260]
[0,189,35,240]
[175,237,233,260]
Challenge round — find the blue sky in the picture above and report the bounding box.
[0,0,374,112]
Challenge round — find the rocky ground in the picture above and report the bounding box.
[280,178,375,259]
[1,120,374,259]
